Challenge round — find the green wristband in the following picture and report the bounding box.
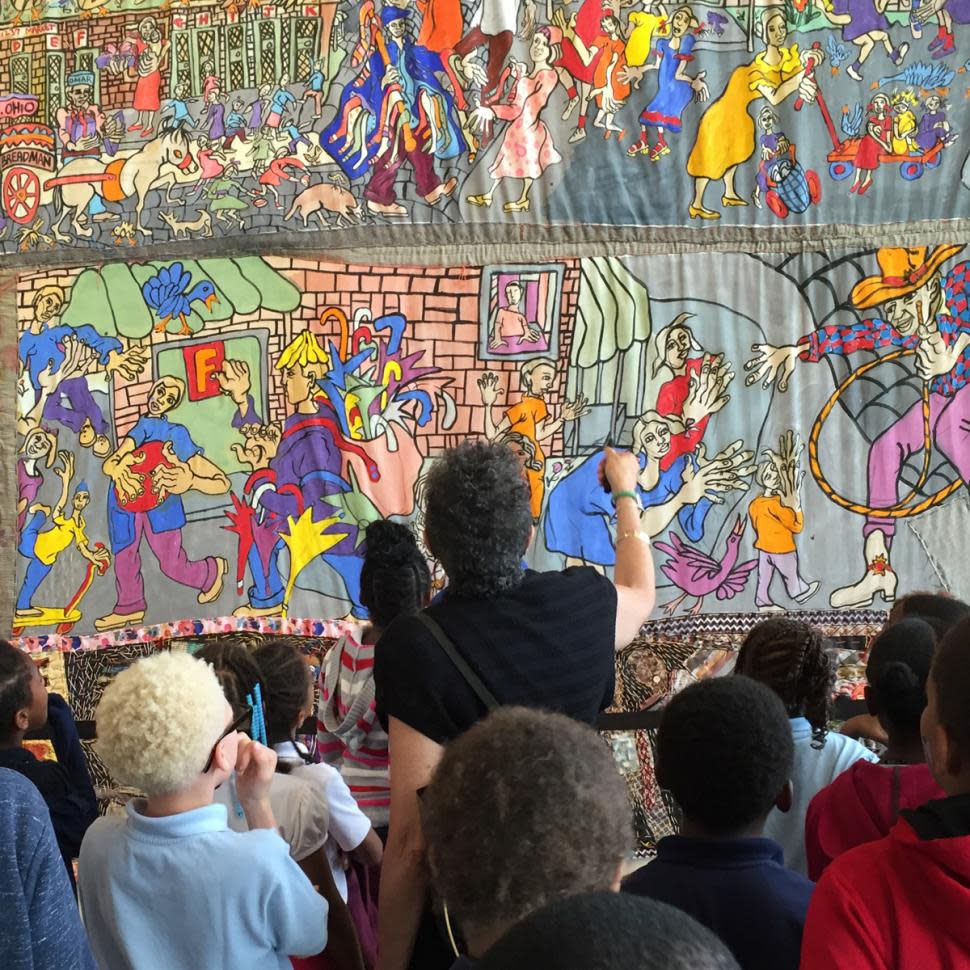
[612,490,641,508]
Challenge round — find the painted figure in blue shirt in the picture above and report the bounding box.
[267,76,297,129]
[17,284,148,456]
[96,376,230,632]
[162,81,195,130]
[225,97,248,149]
[303,58,327,118]
[285,123,311,155]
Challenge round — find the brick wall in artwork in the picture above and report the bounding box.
[17,256,582,457]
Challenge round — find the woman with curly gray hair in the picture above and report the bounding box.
[374,439,655,970]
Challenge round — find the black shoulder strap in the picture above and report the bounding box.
[416,613,499,712]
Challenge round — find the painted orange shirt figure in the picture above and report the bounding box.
[479,358,590,521]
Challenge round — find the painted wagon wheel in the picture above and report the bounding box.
[3,167,41,225]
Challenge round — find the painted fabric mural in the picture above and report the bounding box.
[13,245,970,638]
[0,0,969,252]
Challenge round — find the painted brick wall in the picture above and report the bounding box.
[18,257,582,457]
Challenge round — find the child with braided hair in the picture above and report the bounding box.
[199,641,332,866]
[736,618,877,876]
[317,520,433,833]
[252,639,383,897]
[200,639,368,970]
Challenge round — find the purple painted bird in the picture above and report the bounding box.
[654,516,757,616]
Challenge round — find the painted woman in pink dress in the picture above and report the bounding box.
[127,17,168,137]
[466,26,563,213]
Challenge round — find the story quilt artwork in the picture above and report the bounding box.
[13,247,970,642]
[0,0,969,248]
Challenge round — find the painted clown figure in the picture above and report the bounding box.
[219,335,373,619]
[96,376,230,631]
[321,5,463,217]
[745,245,970,609]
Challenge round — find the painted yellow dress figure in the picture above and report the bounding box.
[687,10,821,219]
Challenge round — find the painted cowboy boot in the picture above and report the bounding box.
[829,530,898,609]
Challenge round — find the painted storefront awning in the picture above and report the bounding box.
[60,257,302,338]
[574,257,652,368]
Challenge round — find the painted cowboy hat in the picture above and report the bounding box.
[851,245,965,310]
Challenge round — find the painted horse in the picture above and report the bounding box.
[45,127,198,240]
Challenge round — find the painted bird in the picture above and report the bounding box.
[706,11,728,35]
[841,102,865,138]
[142,262,219,335]
[654,517,757,616]
[878,61,954,90]
[826,34,850,75]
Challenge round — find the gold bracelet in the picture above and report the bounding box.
[617,530,650,544]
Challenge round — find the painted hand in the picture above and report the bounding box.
[460,53,488,87]
[477,371,500,405]
[691,71,710,102]
[107,345,150,381]
[744,342,799,392]
[683,441,756,504]
[681,354,733,426]
[561,394,591,421]
[215,358,252,405]
[519,0,537,39]
[617,65,645,86]
[152,442,195,495]
[916,332,970,381]
[111,453,143,505]
[89,546,112,568]
[56,337,98,383]
[471,105,496,131]
[55,449,75,483]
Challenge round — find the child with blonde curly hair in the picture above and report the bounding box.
[78,651,327,969]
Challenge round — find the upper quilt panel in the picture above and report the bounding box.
[0,0,966,253]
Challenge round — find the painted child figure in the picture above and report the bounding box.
[752,108,791,208]
[747,431,819,613]
[916,94,956,151]
[814,0,909,82]
[16,451,111,618]
[162,82,196,131]
[224,98,248,149]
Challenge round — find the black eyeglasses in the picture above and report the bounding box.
[202,708,251,774]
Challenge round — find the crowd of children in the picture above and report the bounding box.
[3,445,970,968]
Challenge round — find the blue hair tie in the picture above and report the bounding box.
[246,684,267,746]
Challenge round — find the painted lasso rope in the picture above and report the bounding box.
[808,347,964,518]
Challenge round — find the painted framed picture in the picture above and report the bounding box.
[479,264,564,361]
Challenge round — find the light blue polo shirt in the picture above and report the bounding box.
[763,717,878,877]
[78,800,328,969]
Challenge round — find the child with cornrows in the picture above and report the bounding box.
[316,520,433,835]
[736,617,877,876]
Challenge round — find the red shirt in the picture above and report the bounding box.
[656,357,708,470]
[801,810,970,969]
[805,761,943,881]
